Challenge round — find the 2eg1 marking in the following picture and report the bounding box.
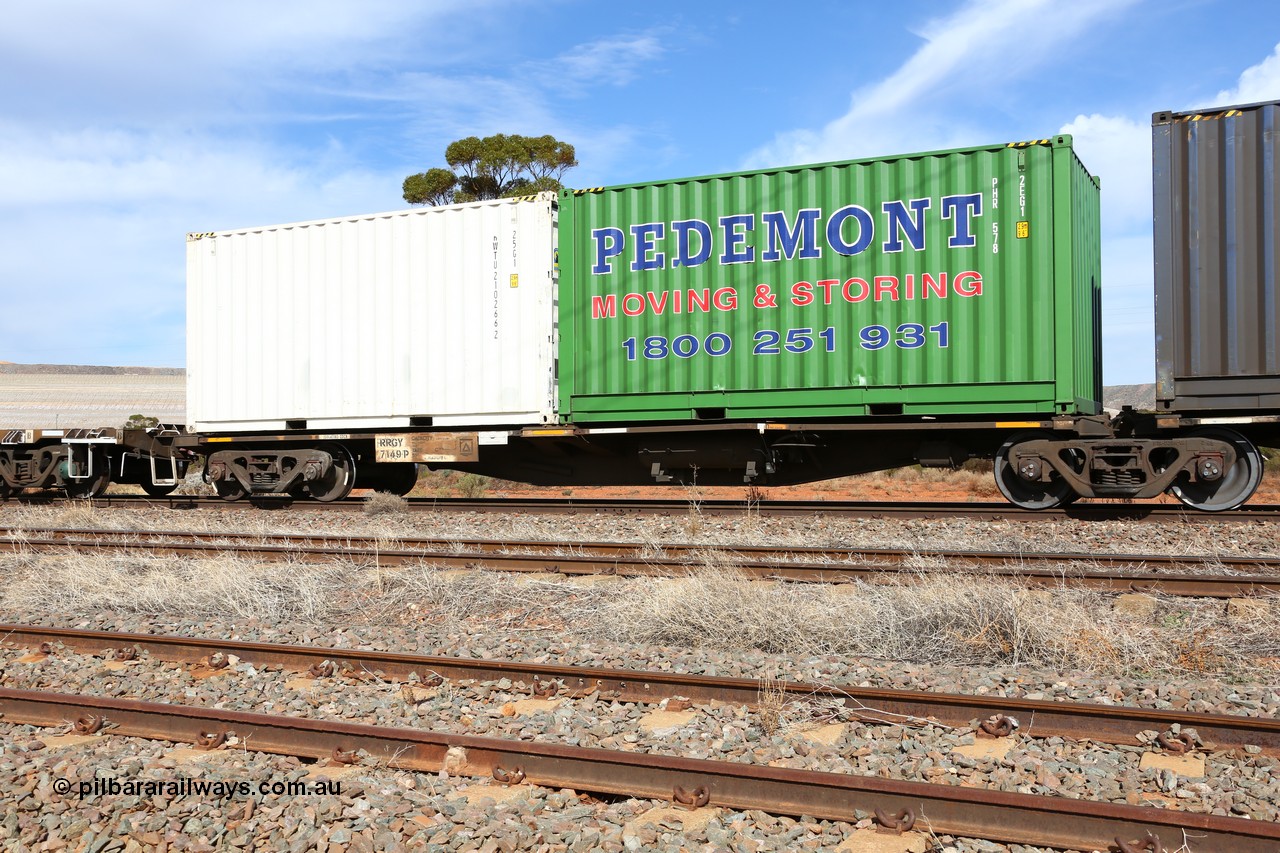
[622,332,732,361]
[859,321,949,350]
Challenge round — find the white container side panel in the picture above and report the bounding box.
[187,196,558,432]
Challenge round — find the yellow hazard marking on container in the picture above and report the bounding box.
[205,437,233,443]
[1016,221,1029,239]
[1006,139,1050,148]
[995,421,1043,428]
[525,428,573,436]
[572,187,604,195]
[1176,109,1242,123]
[186,232,215,241]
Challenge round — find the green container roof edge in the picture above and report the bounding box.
[561,135,1098,197]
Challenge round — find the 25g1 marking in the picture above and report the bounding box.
[859,322,949,350]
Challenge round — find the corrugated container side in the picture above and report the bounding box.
[187,195,558,432]
[1154,100,1280,410]
[560,140,1101,423]
[1064,144,1104,412]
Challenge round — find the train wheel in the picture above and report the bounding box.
[140,480,179,497]
[214,478,247,501]
[1168,428,1262,512]
[64,455,111,499]
[993,432,1077,510]
[380,463,419,496]
[309,445,355,502]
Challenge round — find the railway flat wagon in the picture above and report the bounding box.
[8,114,1264,510]
[178,138,1117,505]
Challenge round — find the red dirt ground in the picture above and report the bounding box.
[425,467,1280,506]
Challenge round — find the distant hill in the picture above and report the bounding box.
[0,363,183,376]
[1102,384,1157,412]
[0,364,185,428]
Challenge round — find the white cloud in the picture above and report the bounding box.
[0,124,403,365]
[388,32,672,184]
[1059,114,1151,233]
[1056,116,1156,385]
[1215,42,1280,105]
[556,35,666,89]
[745,0,1135,168]
[0,5,676,366]
[1099,234,1155,385]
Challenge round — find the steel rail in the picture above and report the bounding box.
[5,624,1277,755]
[10,492,1280,521]
[2,688,1275,852]
[6,525,1279,573]
[2,534,1276,597]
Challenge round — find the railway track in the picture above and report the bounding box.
[10,492,1280,521]
[3,626,1278,851]
[5,526,1279,597]
[5,624,1277,754]
[10,689,1277,852]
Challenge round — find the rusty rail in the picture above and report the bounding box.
[2,529,1277,597]
[2,688,1276,852]
[10,492,1280,521]
[6,525,1278,572]
[4,624,1277,755]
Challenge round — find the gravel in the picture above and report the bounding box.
[5,502,1280,560]
[4,646,1277,823]
[0,721,1109,853]
[1,503,1277,849]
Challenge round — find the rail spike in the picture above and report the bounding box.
[492,766,526,786]
[672,785,710,809]
[1115,832,1164,853]
[873,807,916,834]
[978,714,1018,738]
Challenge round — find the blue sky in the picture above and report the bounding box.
[2,0,1277,385]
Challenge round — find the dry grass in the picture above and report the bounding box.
[364,491,411,517]
[2,542,1276,677]
[52,501,105,529]
[755,674,789,736]
[367,564,609,631]
[0,552,354,621]
[583,561,1280,675]
[809,463,1000,499]
[173,468,215,496]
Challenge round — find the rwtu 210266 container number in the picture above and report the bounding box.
[1,99,1278,512]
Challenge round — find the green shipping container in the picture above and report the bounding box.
[559,137,1101,423]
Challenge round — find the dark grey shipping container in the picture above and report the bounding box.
[1153,100,1280,411]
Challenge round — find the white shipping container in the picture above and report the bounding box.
[187,194,559,432]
